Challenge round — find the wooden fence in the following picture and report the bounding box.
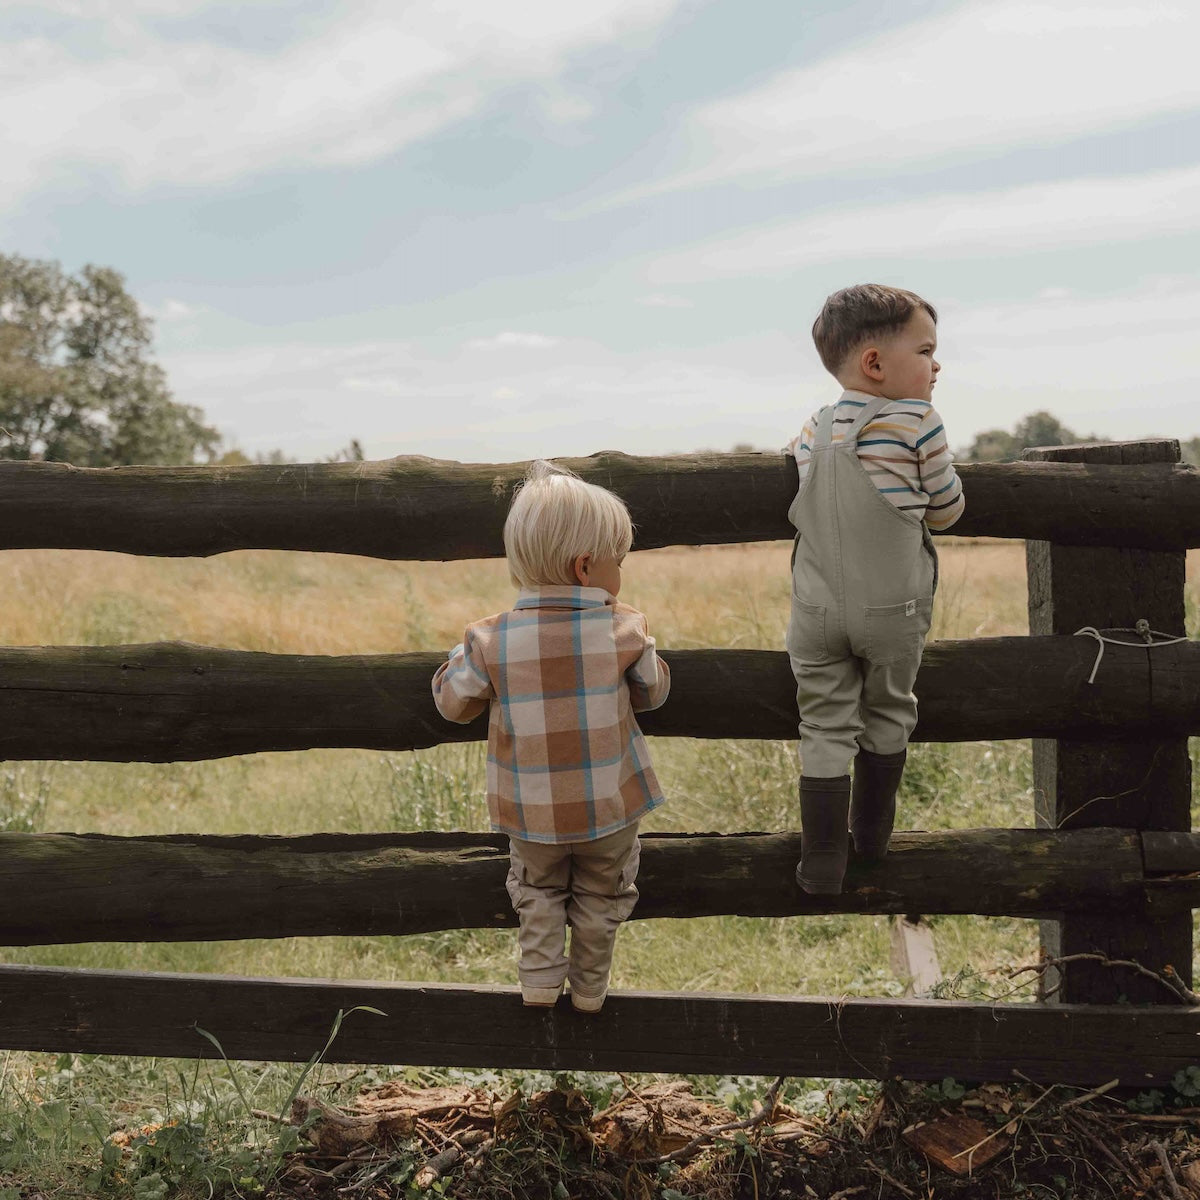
[0,439,1197,1086]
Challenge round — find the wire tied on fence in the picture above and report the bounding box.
[1073,619,1188,685]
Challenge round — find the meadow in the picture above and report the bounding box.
[0,539,1197,1195]
[0,539,1195,998]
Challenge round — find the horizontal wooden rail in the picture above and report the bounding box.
[0,636,1194,761]
[0,964,1195,1083]
[3,828,1197,947]
[0,452,1196,557]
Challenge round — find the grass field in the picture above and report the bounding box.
[0,540,1196,1195]
[0,539,1195,996]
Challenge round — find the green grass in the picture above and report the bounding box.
[0,737,1042,996]
[0,542,1195,1194]
[0,738,1048,1194]
[0,1041,393,1198]
[0,1045,882,1199]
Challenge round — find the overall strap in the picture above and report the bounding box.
[841,393,892,443]
[811,403,839,450]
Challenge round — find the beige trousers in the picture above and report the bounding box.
[791,649,926,777]
[506,823,640,1001]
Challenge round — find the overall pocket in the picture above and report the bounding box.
[864,597,932,666]
[787,598,828,663]
[613,838,642,922]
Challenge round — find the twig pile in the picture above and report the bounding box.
[262,1073,1200,1199]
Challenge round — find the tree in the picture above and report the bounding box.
[1010,411,1079,452]
[0,254,219,466]
[962,411,1098,462]
[961,427,1019,463]
[326,438,365,462]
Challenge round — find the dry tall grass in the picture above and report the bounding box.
[0,541,1195,999]
[0,536,1040,654]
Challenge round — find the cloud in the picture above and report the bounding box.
[637,293,693,308]
[647,164,1200,281]
[942,278,1200,398]
[32,0,219,13]
[595,0,1200,207]
[936,277,1200,441]
[0,0,679,208]
[466,331,561,350]
[154,298,204,321]
[948,278,1200,346]
[159,328,808,461]
[157,273,1200,463]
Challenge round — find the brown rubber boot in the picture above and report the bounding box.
[850,748,906,861]
[796,774,852,894]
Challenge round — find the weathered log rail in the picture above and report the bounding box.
[1026,440,1195,1002]
[0,451,1197,556]
[2,828,1197,947]
[0,636,1196,760]
[1,963,1196,1084]
[0,439,1196,1079]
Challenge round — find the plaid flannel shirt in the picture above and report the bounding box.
[431,586,671,844]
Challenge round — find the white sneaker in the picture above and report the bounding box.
[570,988,607,1014]
[521,984,563,1007]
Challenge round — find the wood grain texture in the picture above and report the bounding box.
[1025,440,1193,1003]
[0,636,1196,761]
[0,963,1196,1083]
[0,453,1196,557]
[0,827,1182,946]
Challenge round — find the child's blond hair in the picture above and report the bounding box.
[504,460,633,588]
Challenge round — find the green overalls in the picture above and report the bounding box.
[786,391,937,780]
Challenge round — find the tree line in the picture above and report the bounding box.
[2,253,1196,469]
[0,253,363,468]
[960,412,1200,467]
[0,254,218,467]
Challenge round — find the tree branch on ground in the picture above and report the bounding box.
[1003,952,1199,1005]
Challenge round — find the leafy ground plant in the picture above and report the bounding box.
[0,1009,383,1197]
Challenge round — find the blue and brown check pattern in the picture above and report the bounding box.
[432,586,670,844]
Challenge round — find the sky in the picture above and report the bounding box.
[2,0,1198,463]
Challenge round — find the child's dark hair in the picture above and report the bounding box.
[811,284,937,374]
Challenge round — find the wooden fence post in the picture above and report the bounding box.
[1024,439,1193,1003]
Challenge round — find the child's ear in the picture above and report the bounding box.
[861,345,884,380]
[572,553,591,586]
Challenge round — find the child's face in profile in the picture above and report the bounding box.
[872,309,940,402]
[574,553,624,597]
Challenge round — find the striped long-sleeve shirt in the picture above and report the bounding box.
[787,392,966,530]
[431,586,670,844]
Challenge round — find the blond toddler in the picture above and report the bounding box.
[432,461,670,1011]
